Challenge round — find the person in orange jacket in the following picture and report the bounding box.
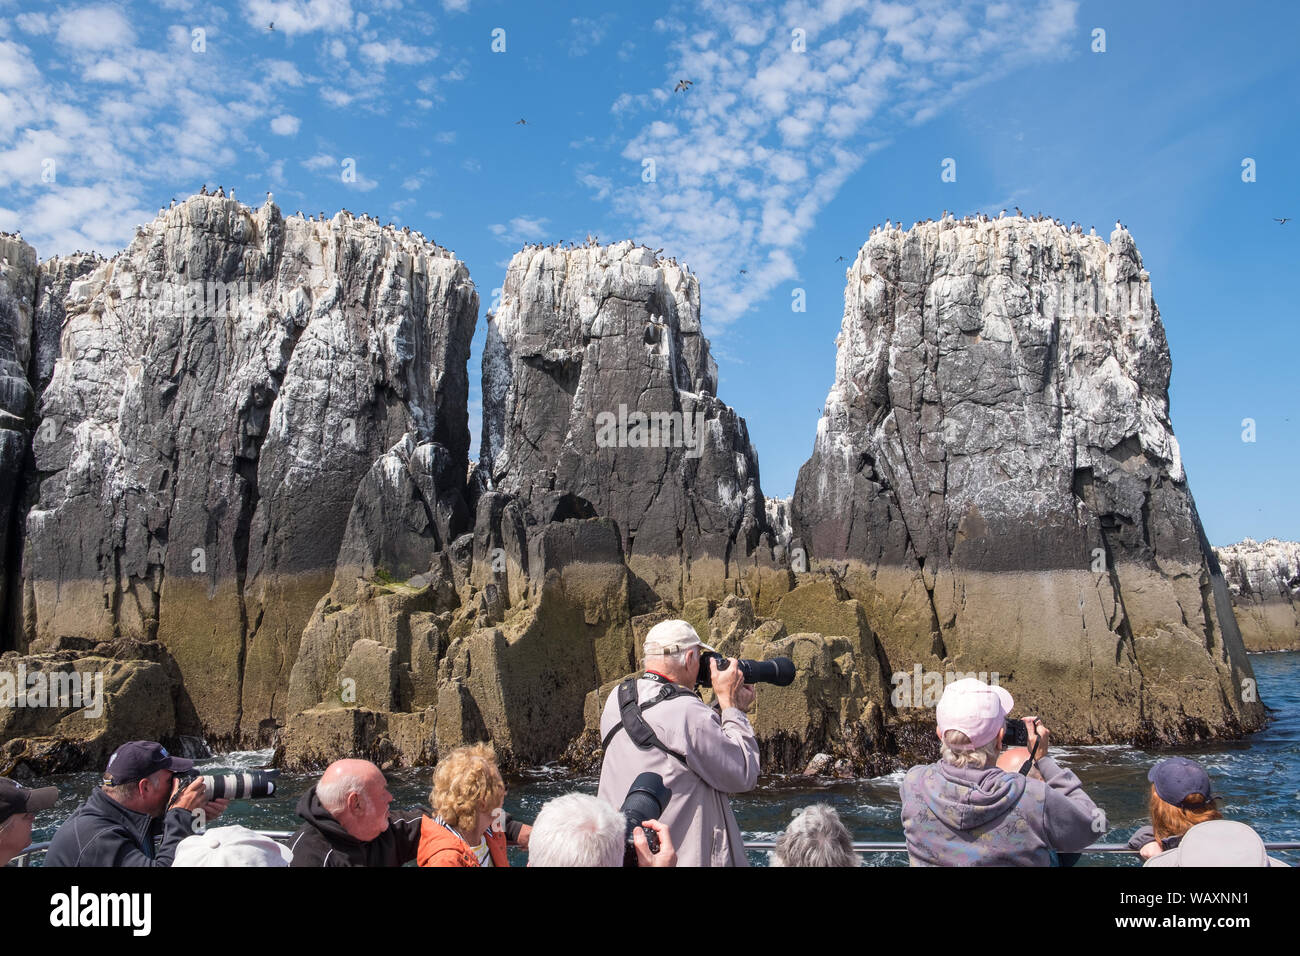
[418,743,509,867]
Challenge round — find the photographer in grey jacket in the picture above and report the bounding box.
[597,620,760,867]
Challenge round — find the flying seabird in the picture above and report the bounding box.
[674,79,693,92]
[516,118,527,125]
[1275,217,1291,225]
[268,21,274,31]
[835,256,848,262]
[739,268,747,274]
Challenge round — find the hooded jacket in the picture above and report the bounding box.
[900,756,1100,866]
[597,676,760,867]
[287,785,423,867]
[44,787,197,867]
[417,815,509,867]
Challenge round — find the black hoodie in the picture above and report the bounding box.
[287,785,424,867]
[44,787,197,867]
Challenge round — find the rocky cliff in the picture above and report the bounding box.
[793,217,1264,744]
[480,242,787,611]
[1,204,1270,777]
[1215,538,1300,651]
[18,196,477,748]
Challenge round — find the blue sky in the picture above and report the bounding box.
[1,0,1295,546]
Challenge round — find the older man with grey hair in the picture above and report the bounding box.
[770,804,858,867]
[597,619,760,867]
[528,793,676,867]
[287,759,424,867]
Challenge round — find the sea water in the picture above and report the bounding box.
[21,652,1300,867]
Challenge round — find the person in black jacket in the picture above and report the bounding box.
[287,759,423,867]
[44,741,229,867]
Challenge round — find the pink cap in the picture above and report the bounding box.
[936,677,1014,749]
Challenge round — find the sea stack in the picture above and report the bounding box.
[1216,538,1300,652]
[480,241,781,609]
[20,194,477,748]
[792,217,1264,743]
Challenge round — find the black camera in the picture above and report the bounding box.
[199,770,280,800]
[620,771,671,867]
[696,651,796,688]
[1002,717,1042,748]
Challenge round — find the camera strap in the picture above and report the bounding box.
[601,678,689,766]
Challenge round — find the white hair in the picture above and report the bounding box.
[316,769,369,815]
[770,804,858,868]
[645,647,694,670]
[940,729,1001,769]
[529,793,626,867]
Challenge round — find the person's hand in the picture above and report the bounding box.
[1024,717,1048,761]
[710,657,746,711]
[633,819,677,868]
[734,682,756,713]
[515,823,532,849]
[1138,840,1164,861]
[202,797,230,823]
[171,777,208,812]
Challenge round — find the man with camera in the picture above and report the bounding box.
[899,678,1103,866]
[45,741,229,867]
[597,619,762,867]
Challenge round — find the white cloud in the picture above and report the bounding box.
[15,13,51,35]
[302,153,335,170]
[263,59,305,86]
[597,0,1079,332]
[270,114,300,135]
[242,0,355,36]
[360,39,437,66]
[0,40,40,88]
[489,216,550,244]
[401,176,421,190]
[55,6,135,51]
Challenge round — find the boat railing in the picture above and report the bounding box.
[11,834,1300,867]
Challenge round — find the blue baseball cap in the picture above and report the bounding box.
[104,741,194,785]
[1148,757,1213,808]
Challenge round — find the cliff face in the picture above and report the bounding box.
[480,242,783,610]
[1216,539,1300,651]
[0,236,40,642]
[20,196,477,746]
[1,205,1272,775]
[793,218,1263,743]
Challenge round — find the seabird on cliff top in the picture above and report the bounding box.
[200,184,207,195]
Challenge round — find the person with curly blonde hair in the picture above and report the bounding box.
[418,743,509,867]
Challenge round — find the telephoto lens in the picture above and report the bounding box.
[697,651,796,688]
[620,772,672,867]
[200,769,280,800]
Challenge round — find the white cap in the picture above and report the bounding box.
[1149,820,1290,868]
[643,619,716,658]
[935,677,1014,749]
[173,825,294,867]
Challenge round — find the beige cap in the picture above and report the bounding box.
[643,619,716,657]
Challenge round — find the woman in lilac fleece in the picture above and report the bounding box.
[900,678,1104,866]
